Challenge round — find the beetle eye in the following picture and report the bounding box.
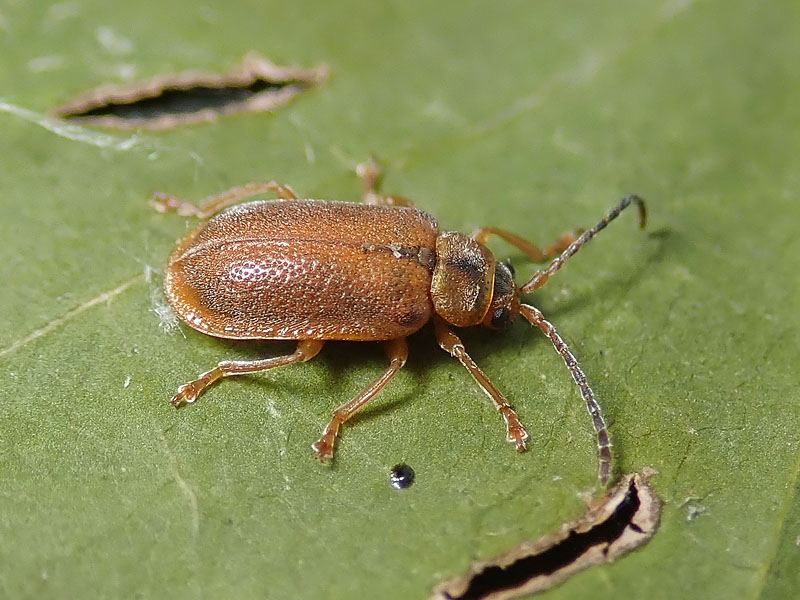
[491,307,511,328]
[501,261,515,277]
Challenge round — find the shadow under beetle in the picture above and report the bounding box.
[152,159,646,485]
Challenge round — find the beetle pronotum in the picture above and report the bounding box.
[153,160,645,485]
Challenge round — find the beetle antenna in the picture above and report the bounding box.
[519,303,612,485]
[520,195,646,294]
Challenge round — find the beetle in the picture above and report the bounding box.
[152,159,646,485]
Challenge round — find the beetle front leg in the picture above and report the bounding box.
[433,316,529,450]
[356,157,415,207]
[520,195,647,294]
[150,181,300,219]
[312,337,408,461]
[470,227,583,263]
[171,339,324,408]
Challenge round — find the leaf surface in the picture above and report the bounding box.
[1,1,798,598]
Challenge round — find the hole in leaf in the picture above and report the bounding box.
[430,470,661,600]
[53,53,328,130]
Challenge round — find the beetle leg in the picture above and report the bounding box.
[170,340,324,408]
[470,227,584,263]
[356,157,415,207]
[432,315,529,451]
[150,181,300,219]
[518,304,612,485]
[521,195,647,294]
[312,337,408,461]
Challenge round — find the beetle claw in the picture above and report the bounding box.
[170,383,199,409]
[507,424,529,452]
[311,438,335,462]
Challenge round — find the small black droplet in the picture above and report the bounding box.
[389,463,415,489]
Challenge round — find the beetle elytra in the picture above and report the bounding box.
[153,159,646,485]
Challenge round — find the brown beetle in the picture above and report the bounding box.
[153,160,645,484]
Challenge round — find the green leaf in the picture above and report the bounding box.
[2,1,798,599]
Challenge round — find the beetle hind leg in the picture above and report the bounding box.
[170,340,324,408]
[470,227,584,263]
[312,337,408,461]
[433,316,529,450]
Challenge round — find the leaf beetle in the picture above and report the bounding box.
[152,159,646,484]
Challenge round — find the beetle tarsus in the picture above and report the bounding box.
[169,367,223,408]
[311,428,338,462]
[508,426,529,451]
[170,383,199,408]
[149,192,182,214]
[504,414,529,451]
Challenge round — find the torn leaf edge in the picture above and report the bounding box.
[52,52,329,131]
[430,470,661,600]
